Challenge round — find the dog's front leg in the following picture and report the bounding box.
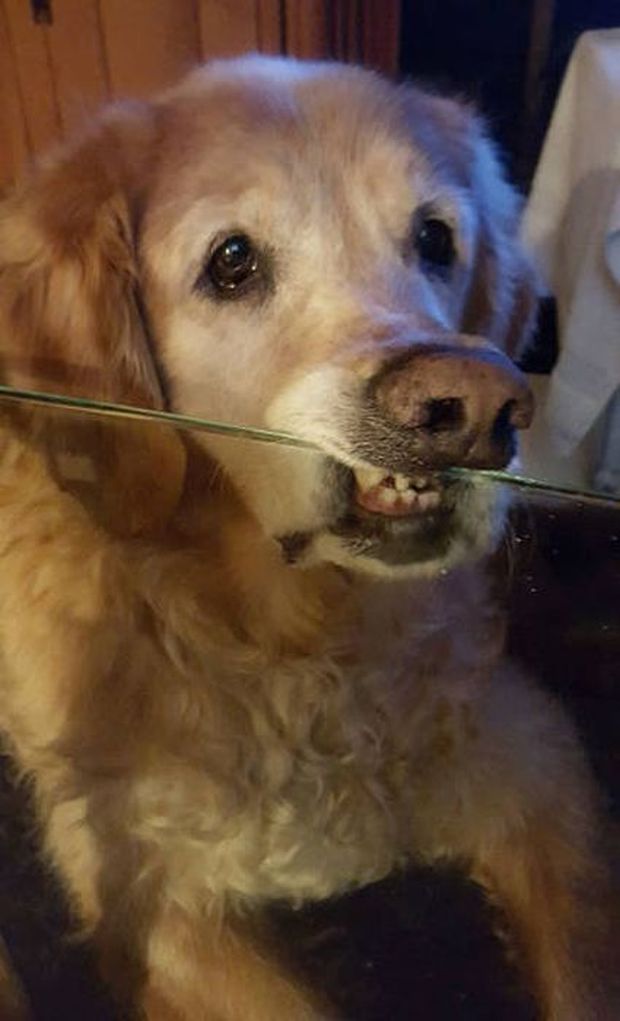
[469,817,618,1021]
[0,936,31,1021]
[140,904,334,1021]
[409,668,618,1021]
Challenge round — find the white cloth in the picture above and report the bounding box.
[594,387,620,493]
[521,29,620,475]
[607,190,620,286]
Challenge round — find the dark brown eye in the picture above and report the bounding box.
[207,234,258,295]
[414,218,455,270]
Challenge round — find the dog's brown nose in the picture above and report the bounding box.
[372,342,534,469]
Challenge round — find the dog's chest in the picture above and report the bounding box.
[137,633,468,907]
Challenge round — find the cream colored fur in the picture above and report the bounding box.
[0,57,616,1020]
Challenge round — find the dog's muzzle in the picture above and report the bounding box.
[278,337,534,569]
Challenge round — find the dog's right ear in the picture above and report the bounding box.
[460,119,539,361]
[0,104,187,537]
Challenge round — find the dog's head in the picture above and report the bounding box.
[0,56,535,577]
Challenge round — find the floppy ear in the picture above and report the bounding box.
[0,105,186,537]
[460,121,539,360]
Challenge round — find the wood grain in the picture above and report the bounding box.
[45,0,108,135]
[0,1,30,189]
[198,0,259,59]
[2,0,60,155]
[98,0,199,98]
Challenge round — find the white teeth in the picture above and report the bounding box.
[353,464,441,511]
[418,490,440,511]
[354,466,385,491]
[377,487,398,507]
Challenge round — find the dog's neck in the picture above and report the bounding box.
[167,450,502,675]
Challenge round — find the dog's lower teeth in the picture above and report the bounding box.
[378,487,398,507]
[353,467,435,494]
[418,490,440,510]
[352,465,442,515]
[354,466,386,491]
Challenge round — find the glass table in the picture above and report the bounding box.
[0,385,617,1021]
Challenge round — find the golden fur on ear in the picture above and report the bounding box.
[403,89,537,360]
[461,121,538,359]
[0,106,186,538]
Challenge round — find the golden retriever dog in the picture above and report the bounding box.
[0,56,616,1020]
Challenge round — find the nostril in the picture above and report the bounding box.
[424,397,464,432]
[492,400,517,448]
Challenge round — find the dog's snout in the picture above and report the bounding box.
[373,342,534,469]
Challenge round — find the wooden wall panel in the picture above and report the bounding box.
[45,0,108,136]
[2,0,60,155]
[284,0,330,60]
[360,0,401,74]
[98,0,200,99]
[198,0,260,59]
[0,0,398,190]
[0,1,29,190]
[256,0,282,54]
[331,1,361,63]
[282,0,400,69]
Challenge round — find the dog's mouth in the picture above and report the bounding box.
[276,449,501,572]
[351,466,444,518]
[316,458,470,569]
[274,435,503,572]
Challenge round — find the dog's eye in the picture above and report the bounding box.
[206,234,259,295]
[414,218,455,271]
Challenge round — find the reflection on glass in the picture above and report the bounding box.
[1,382,618,508]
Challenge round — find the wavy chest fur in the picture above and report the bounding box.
[0,456,503,910]
[97,548,503,907]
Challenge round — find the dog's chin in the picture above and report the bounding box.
[277,461,508,579]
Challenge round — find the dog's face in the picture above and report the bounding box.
[0,56,535,577]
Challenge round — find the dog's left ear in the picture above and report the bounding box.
[461,120,539,360]
[0,104,187,537]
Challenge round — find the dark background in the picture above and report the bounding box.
[400,0,619,187]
